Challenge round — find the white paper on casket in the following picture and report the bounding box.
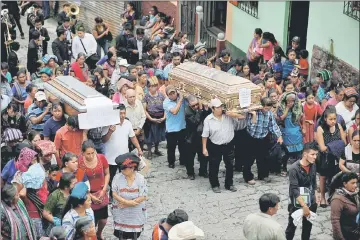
[78,97,120,129]
[239,88,251,108]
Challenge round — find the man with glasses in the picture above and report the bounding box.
[184,95,211,180]
[27,91,52,134]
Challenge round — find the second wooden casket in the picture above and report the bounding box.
[44,76,118,115]
[168,62,262,113]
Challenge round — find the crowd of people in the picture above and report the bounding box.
[1,1,359,240]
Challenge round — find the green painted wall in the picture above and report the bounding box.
[306,2,359,69]
[229,2,289,54]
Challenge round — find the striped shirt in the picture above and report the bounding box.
[246,110,281,139]
[26,103,52,133]
[202,114,236,145]
[62,208,95,240]
[111,172,148,233]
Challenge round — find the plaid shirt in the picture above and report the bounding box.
[246,110,281,139]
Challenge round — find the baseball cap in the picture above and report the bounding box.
[166,85,177,95]
[210,98,223,108]
[118,58,130,67]
[292,36,300,43]
[35,91,47,101]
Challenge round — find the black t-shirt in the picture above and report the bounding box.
[352,152,360,163]
[43,117,66,141]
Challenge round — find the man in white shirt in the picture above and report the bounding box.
[124,89,146,150]
[243,193,285,240]
[102,104,143,194]
[72,26,98,69]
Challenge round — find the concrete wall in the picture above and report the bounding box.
[306,2,359,69]
[226,2,289,56]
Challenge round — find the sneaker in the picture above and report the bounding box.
[20,34,25,39]
[225,185,237,192]
[188,175,195,180]
[247,180,256,185]
[168,164,175,169]
[212,187,221,193]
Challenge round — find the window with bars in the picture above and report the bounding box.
[230,1,259,19]
[343,1,360,21]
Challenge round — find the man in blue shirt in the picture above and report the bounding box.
[163,85,186,168]
[27,91,52,134]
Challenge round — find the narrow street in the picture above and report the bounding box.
[14,12,334,240]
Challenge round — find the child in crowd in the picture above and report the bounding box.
[282,49,296,80]
[1,62,12,83]
[298,49,309,79]
[272,53,283,85]
[46,164,60,193]
[303,90,323,143]
[286,36,301,59]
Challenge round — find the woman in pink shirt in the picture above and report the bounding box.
[259,32,278,63]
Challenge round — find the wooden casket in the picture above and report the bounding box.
[44,76,118,115]
[168,62,262,113]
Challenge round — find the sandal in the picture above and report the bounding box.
[280,171,287,177]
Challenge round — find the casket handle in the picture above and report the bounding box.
[193,87,202,99]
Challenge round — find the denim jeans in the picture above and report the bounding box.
[97,40,109,57]
[42,1,50,19]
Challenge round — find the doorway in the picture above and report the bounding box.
[288,1,310,50]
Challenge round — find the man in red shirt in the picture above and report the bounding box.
[54,115,83,166]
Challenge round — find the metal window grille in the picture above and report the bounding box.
[343,1,360,21]
[231,1,258,19]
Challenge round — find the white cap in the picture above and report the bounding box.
[118,58,130,67]
[35,91,47,101]
[168,221,204,240]
[209,98,222,108]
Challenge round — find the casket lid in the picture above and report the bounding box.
[44,76,118,113]
[170,62,261,94]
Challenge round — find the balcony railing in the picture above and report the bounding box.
[230,1,258,19]
[343,1,360,21]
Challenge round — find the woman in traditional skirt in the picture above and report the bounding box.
[277,92,304,176]
[142,76,166,159]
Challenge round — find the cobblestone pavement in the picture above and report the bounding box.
[15,16,332,240]
[102,143,332,240]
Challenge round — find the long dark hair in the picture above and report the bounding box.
[319,106,337,131]
[26,188,44,217]
[61,196,87,222]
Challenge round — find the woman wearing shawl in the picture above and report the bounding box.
[21,161,48,237]
[34,140,57,172]
[1,183,37,240]
[1,147,37,186]
[277,92,304,176]
[112,78,134,104]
